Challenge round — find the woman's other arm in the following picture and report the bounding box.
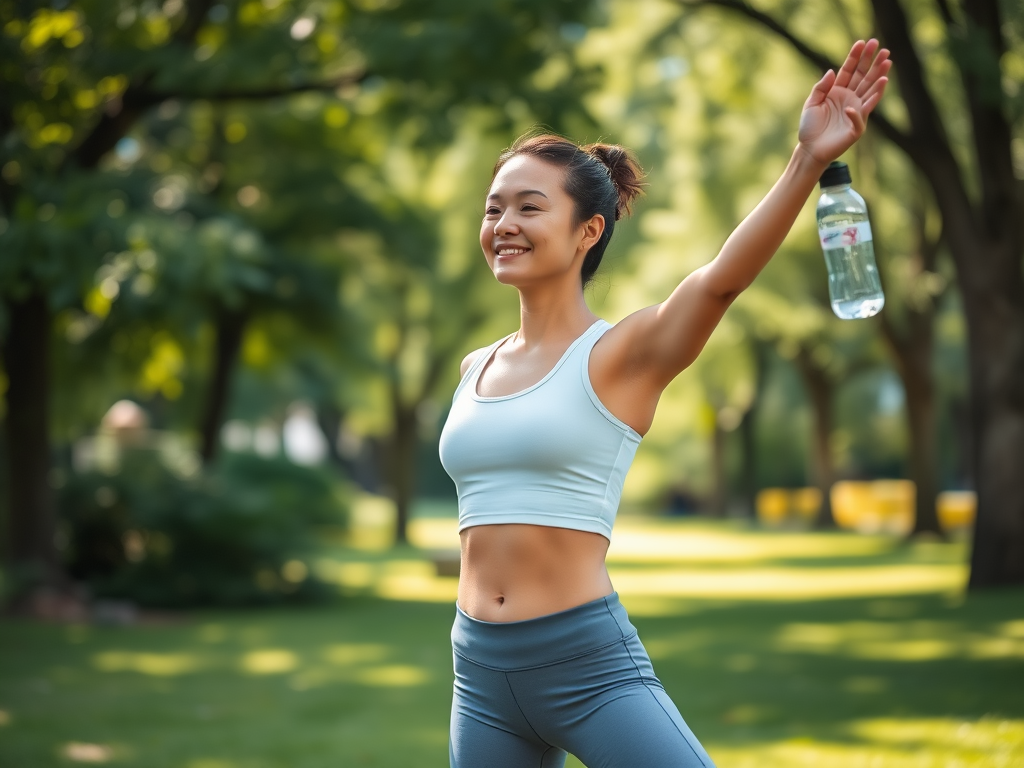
[605,39,890,388]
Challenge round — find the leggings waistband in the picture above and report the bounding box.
[452,592,636,671]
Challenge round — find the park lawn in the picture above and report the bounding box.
[1,516,1022,768]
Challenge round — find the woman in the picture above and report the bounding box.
[439,39,890,767]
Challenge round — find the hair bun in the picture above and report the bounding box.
[583,143,646,220]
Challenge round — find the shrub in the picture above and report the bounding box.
[59,450,348,607]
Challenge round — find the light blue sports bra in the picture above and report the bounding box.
[438,319,642,540]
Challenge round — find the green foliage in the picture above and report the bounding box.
[58,451,348,607]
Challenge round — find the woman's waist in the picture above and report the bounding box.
[458,523,612,622]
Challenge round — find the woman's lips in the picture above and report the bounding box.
[495,247,531,259]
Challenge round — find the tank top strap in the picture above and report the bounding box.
[571,319,612,370]
[451,332,515,402]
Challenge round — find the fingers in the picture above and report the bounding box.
[852,48,891,96]
[834,39,868,90]
[846,38,880,91]
[860,76,889,115]
[845,105,866,136]
[807,69,836,107]
[861,91,882,116]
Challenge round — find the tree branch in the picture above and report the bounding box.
[676,0,917,160]
[135,71,369,105]
[933,0,956,25]
[866,0,983,252]
[959,0,1018,237]
[72,71,366,170]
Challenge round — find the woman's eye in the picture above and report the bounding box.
[522,204,540,211]
[485,207,500,215]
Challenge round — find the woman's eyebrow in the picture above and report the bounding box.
[486,189,550,200]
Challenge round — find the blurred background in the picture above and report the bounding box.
[1,0,1022,766]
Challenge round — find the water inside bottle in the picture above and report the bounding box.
[817,205,885,320]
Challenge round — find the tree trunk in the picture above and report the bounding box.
[198,308,247,465]
[796,349,837,528]
[388,400,418,546]
[879,265,944,539]
[877,195,944,539]
[711,413,728,517]
[737,341,768,518]
[963,273,1024,587]
[903,362,942,537]
[1,292,62,588]
[871,0,1024,586]
[687,0,1024,586]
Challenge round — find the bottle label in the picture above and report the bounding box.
[819,220,873,249]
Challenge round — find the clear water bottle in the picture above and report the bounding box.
[816,161,884,319]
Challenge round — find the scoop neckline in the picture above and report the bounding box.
[471,319,605,402]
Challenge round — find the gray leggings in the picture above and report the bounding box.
[449,592,715,768]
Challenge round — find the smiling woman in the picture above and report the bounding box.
[481,134,645,289]
[440,38,891,768]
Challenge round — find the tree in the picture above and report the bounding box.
[1,0,603,588]
[678,0,1024,586]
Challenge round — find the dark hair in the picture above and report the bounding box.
[492,133,645,287]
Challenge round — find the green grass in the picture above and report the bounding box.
[1,517,1022,767]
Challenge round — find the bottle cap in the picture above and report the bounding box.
[819,161,852,188]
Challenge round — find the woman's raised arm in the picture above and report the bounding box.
[609,39,890,387]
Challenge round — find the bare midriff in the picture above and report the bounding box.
[458,523,614,622]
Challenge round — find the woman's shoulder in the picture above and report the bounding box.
[459,347,489,378]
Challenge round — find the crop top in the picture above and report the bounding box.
[438,318,642,541]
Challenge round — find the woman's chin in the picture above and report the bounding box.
[492,266,527,286]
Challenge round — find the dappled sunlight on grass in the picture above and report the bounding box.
[92,651,203,676]
[851,717,1024,754]
[776,620,1024,661]
[322,642,388,666]
[283,643,429,691]
[332,514,968,607]
[315,556,459,603]
[611,563,966,602]
[353,664,430,687]
[62,742,114,763]
[707,718,1024,768]
[239,649,299,674]
[608,520,899,564]
[408,516,460,550]
[708,730,1022,768]
[3,519,1020,767]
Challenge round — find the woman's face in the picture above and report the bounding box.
[480,155,602,288]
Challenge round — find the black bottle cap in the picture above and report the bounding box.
[819,161,851,188]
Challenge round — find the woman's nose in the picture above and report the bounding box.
[494,211,519,235]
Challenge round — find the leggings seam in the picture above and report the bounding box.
[602,597,625,638]
[538,745,558,768]
[502,671,551,750]
[620,637,711,768]
[453,635,633,672]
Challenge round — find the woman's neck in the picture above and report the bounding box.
[515,280,597,347]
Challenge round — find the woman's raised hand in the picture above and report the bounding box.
[797,39,891,164]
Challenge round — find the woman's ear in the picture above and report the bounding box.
[578,214,606,252]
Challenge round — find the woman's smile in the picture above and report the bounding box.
[495,243,532,259]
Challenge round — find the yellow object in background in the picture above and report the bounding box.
[790,487,823,523]
[756,484,976,533]
[755,488,790,525]
[832,480,914,534]
[936,491,977,531]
